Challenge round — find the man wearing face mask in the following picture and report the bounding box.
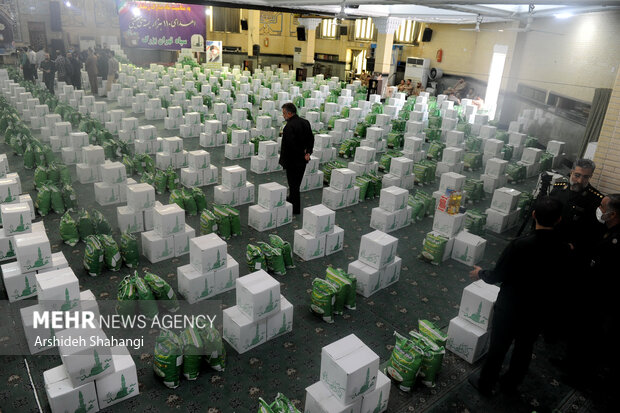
[550,158,603,256]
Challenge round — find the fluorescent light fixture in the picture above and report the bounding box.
[65,1,71,7]
[554,12,573,19]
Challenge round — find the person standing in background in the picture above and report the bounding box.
[27,46,37,80]
[69,51,82,89]
[21,47,34,82]
[85,49,98,95]
[40,53,55,94]
[97,49,108,94]
[278,103,314,215]
[55,51,67,83]
[106,51,119,96]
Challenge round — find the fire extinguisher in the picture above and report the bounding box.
[436,49,443,63]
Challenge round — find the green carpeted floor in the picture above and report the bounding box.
[0,91,611,413]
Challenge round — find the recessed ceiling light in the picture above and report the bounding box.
[554,12,573,19]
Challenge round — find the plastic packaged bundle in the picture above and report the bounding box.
[518,192,533,219]
[427,141,445,161]
[355,122,367,138]
[180,327,203,380]
[48,184,65,214]
[414,190,434,216]
[419,233,448,265]
[23,144,36,169]
[166,167,178,191]
[387,132,403,149]
[257,242,286,275]
[272,393,301,413]
[408,195,425,221]
[200,209,218,235]
[213,205,231,239]
[191,187,207,213]
[463,151,482,171]
[525,136,538,147]
[59,212,80,246]
[133,272,159,319]
[77,209,94,240]
[464,179,484,203]
[496,131,508,143]
[325,267,354,313]
[122,154,134,176]
[269,235,294,269]
[83,235,104,276]
[199,325,225,372]
[246,244,266,272]
[464,209,487,236]
[33,166,48,188]
[117,275,138,317]
[409,330,445,388]
[91,209,112,235]
[47,163,61,185]
[418,320,448,348]
[182,188,198,215]
[379,153,393,172]
[501,144,513,161]
[143,272,179,312]
[35,184,52,216]
[506,162,526,182]
[153,329,183,389]
[169,189,185,209]
[224,205,241,236]
[154,169,168,194]
[61,184,78,211]
[98,234,122,271]
[367,172,382,198]
[540,151,553,172]
[413,163,433,185]
[465,136,482,152]
[140,171,154,185]
[310,278,337,323]
[356,176,370,200]
[428,116,442,129]
[424,128,442,142]
[384,331,424,392]
[120,232,140,268]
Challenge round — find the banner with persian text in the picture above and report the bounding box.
[118,1,206,50]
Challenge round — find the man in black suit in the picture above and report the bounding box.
[279,103,314,215]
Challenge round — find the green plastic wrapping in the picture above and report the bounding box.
[246,244,266,272]
[409,330,445,388]
[154,169,168,194]
[153,329,183,389]
[83,235,104,276]
[257,242,286,276]
[49,184,65,214]
[61,184,78,211]
[419,232,448,265]
[169,189,185,209]
[58,164,72,185]
[506,162,526,182]
[463,151,483,171]
[384,331,424,392]
[35,185,51,216]
[310,278,336,323]
[213,205,231,239]
[24,144,35,169]
[180,327,203,380]
[182,188,198,216]
[98,234,122,271]
[192,187,207,212]
[34,166,47,188]
[224,205,241,236]
[91,209,112,235]
[418,320,448,348]
[47,163,61,185]
[59,212,80,246]
[199,325,225,371]
[427,141,445,161]
[144,272,179,313]
[132,272,159,319]
[117,275,138,317]
[114,231,138,268]
[77,209,94,241]
[325,267,352,315]
[200,209,218,235]
[269,235,294,269]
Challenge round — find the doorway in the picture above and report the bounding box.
[28,21,47,51]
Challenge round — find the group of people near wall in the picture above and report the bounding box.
[19,45,119,97]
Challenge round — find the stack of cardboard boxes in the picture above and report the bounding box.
[60,132,90,165]
[104,109,125,135]
[382,156,416,189]
[200,119,227,148]
[177,233,240,303]
[94,161,130,206]
[546,140,566,169]
[141,203,195,263]
[48,120,72,152]
[214,165,255,207]
[29,103,49,129]
[436,145,465,176]
[117,117,140,144]
[305,334,390,413]
[223,269,293,353]
[517,147,543,179]
[370,186,412,233]
[164,106,184,130]
[145,97,167,121]
[116,183,157,233]
[482,138,505,171]
[313,134,337,164]
[480,158,509,194]
[179,111,203,138]
[347,230,401,297]
[39,113,62,142]
[180,149,218,188]
[251,114,277,140]
[321,167,359,210]
[155,136,188,170]
[225,129,253,160]
[131,92,149,114]
[133,125,158,155]
[348,146,378,178]
[447,280,500,363]
[402,136,426,162]
[250,140,281,174]
[485,187,522,234]
[91,101,108,123]
[248,182,293,231]
[76,145,105,184]
[300,155,324,193]
[360,125,387,154]
[294,204,343,260]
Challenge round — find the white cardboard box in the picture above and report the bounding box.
[348,260,382,297]
[380,256,402,288]
[257,182,287,209]
[302,204,335,238]
[325,225,344,256]
[94,346,139,408]
[116,206,143,233]
[57,327,114,386]
[266,295,294,340]
[213,255,239,294]
[14,232,52,274]
[141,231,175,263]
[99,162,127,185]
[94,182,121,206]
[187,150,210,169]
[305,381,362,413]
[484,158,508,178]
[177,264,216,303]
[21,303,56,354]
[432,212,466,238]
[190,233,228,273]
[330,168,357,191]
[358,230,398,270]
[485,207,521,233]
[248,205,276,232]
[360,371,390,413]
[451,231,487,266]
[222,305,267,354]
[44,365,100,413]
[438,172,466,193]
[354,146,377,164]
[236,270,281,321]
[378,186,408,212]
[1,203,32,235]
[2,261,37,302]
[221,165,246,189]
[293,229,326,261]
[322,187,348,210]
[153,203,185,237]
[370,208,398,233]
[458,280,500,331]
[320,334,380,405]
[490,187,521,214]
[446,316,490,364]
[173,224,195,257]
[275,202,293,227]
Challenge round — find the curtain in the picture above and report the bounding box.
[580,88,612,157]
[213,7,240,33]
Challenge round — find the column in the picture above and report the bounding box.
[247,10,261,57]
[592,69,620,193]
[373,17,402,76]
[298,18,322,77]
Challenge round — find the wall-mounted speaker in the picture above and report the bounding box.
[240,19,248,30]
[339,26,348,36]
[50,1,62,32]
[422,28,433,42]
[297,26,306,41]
[252,44,260,55]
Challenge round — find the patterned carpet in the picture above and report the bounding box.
[0,91,611,413]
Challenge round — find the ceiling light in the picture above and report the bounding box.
[554,12,573,19]
[132,7,141,17]
[65,1,71,7]
[205,8,211,16]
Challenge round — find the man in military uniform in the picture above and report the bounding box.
[549,158,604,256]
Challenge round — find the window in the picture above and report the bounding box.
[320,19,337,39]
[517,84,547,104]
[354,17,374,41]
[211,7,240,33]
[394,20,421,45]
[484,44,508,121]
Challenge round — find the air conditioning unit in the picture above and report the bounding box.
[404,57,431,89]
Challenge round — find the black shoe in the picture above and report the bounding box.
[468,374,494,397]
